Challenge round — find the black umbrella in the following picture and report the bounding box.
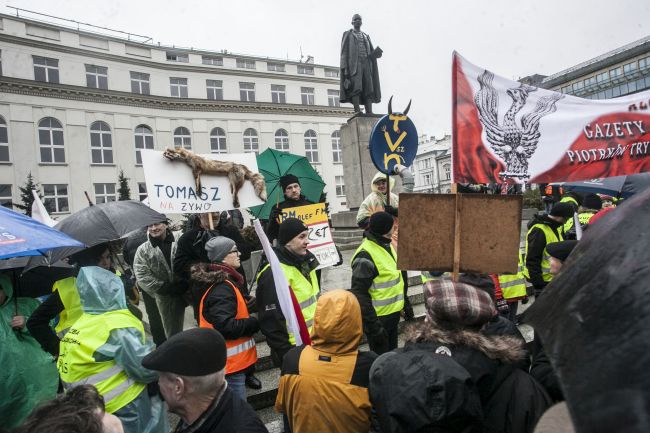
[53,200,166,247]
[551,173,650,199]
[526,189,650,433]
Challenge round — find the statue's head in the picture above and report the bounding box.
[351,14,362,27]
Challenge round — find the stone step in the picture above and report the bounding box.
[331,229,364,239]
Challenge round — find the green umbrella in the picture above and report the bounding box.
[249,148,326,219]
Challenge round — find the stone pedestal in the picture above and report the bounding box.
[340,114,382,210]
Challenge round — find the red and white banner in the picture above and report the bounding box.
[453,52,650,184]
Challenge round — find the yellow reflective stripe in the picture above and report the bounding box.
[305,318,314,329]
[299,296,317,310]
[63,364,124,389]
[103,378,135,403]
[56,329,69,339]
[372,293,404,308]
[372,277,402,290]
[226,338,256,358]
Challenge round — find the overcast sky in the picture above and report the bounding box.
[6,0,650,138]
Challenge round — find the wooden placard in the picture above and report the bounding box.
[397,193,522,274]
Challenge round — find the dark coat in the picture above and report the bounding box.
[255,246,319,367]
[530,336,564,402]
[403,322,551,433]
[172,385,268,433]
[340,29,381,104]
[265,195,314,244]
[525,214,563,293]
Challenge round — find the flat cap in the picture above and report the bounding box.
[546,240,578,262]
[142,328,226,376]
[423,279,496,327]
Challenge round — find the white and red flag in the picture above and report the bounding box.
[453,52,650,184]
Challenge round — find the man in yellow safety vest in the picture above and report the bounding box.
[351,211,404,355]
[256,218,320,368]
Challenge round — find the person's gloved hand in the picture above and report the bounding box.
[393,164,407,176]
[333,246,343,267]
[270,206,282,223]
[521,295,530,305]
[402,305,415,322]
[496,298,510,316]
[384,205,398,217]
[368,327,390,355]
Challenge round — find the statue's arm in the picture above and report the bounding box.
[340,31,350,76]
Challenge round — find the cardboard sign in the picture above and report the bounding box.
[396,193,522,274]
[279,203,338,269]
[141,150,265,214]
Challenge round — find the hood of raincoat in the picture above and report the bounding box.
[311,289,362,354]
[0,273,14,306]
[76,266,127,314]
[370,172,396,195]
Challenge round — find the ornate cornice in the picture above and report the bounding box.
[0,33,340,85]
[0,76,354,117]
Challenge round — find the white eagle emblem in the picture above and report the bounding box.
[474,70,564,181]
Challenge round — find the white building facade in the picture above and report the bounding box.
[412,134,451,193]
[0,13,352,216]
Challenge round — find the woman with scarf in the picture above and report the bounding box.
[190,236,260,401]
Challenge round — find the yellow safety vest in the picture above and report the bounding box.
[57,310,146,413]
[523,224,563,283]
[53,277,82,337]
[420,271,438,284]
[351,238,404,317]
[498,253,527,300]
[563,211,596,234]
[560,196,578,207]
[257,263,320,345]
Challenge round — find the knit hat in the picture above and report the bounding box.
[205,236,236,262]
[550,202,576,219]
[278,217,308,246]
[369,211,394,236]
[582,193,603,211]
[280,174,300,191]
[546,240,578,262]
[142,328,227,376]
[423,279,496,327]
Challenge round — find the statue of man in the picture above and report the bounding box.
[340,14,382,114]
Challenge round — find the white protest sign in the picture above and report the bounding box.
[141,149,265,214]
[278,203,339,269]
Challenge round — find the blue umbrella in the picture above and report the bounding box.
[0,206,85,260]
[551,173,650,199]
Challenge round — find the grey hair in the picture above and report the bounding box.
[161,369,225,397]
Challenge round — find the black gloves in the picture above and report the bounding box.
[368,327,390,355]
[384,205,398,217]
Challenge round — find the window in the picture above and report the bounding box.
[210,127,227,154]
[43,184,68,213]
[596,72,609,83]
[90,121,113,164]
[572,81,584,91]
[328,89,340,107]
[94,183,116,204]
[267,62,285,72]
[134,125,154,165]
[240,82,255,102]
[609,67,622,79]
[304,130,318,163]
[325,68,340,78]
[0,184,12,209]
[271,85,286,103]
[0,117,8,162]
[584,76,597,88]
[206,80,223,100]
[33,56,59,83]
[274,129,290,151]
[640,56,650,69]
[623,62,637,75]
[335,175,345,196]
[298,65,314,75]
[138,183,147,201]
[423,173,432,185]
[202,56,223,66]
[85,65,108,89]
[243,128,259,154]
[236,59,256,69]
[170,78,188,98]
[0,50,3,76]
[130,72,150,95]
[443,164,451,180]
[331,131,341,163]
[166,52,189,63]
[560,86,571,94]
[38,117,65,163]
[173,127,191,149]
[301,87,315,105]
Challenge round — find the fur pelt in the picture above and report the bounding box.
[405,321,526,364]
[189,262,227,286]
[163,147,267,208]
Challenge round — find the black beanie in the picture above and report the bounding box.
[582,193,602,210]
[280,174,300,192]
[369,211,394,236]
[550,202,575,218]
[546,240,578,262]
[278,217,308,245]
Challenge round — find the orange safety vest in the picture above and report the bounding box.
[199,280,257,375]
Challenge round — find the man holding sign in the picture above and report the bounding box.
[266,175,314,244]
